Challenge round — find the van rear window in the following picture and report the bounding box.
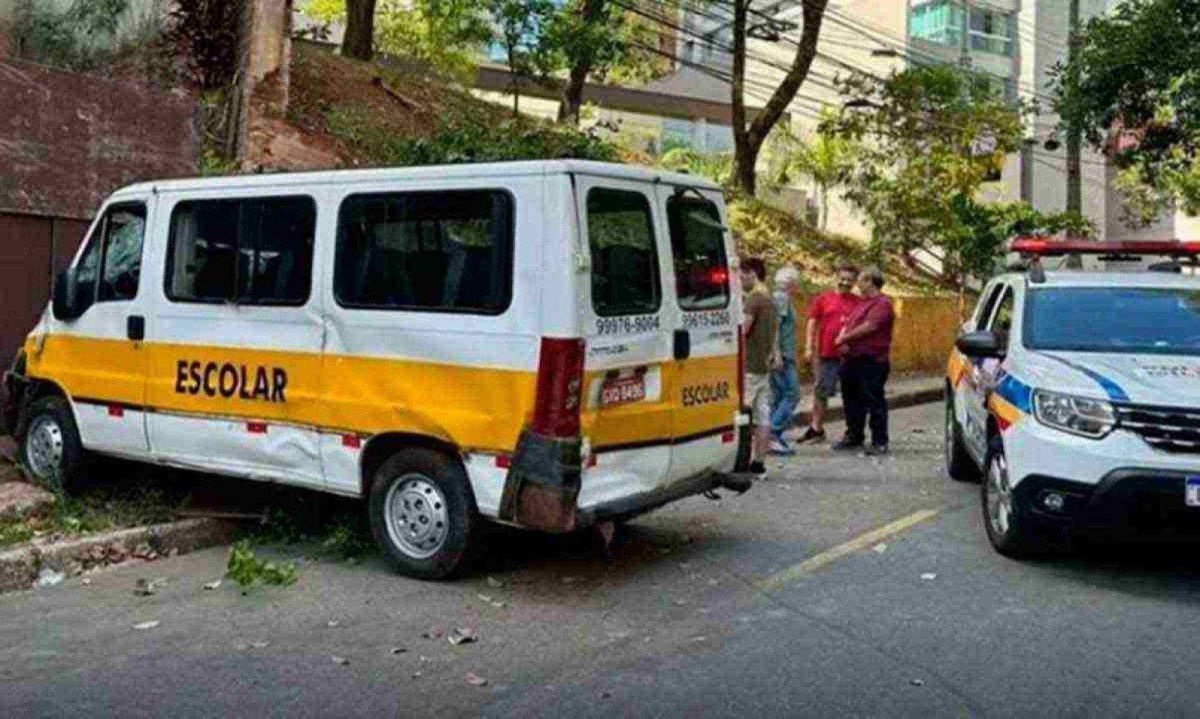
[334,190,513,314]
[587,188,661,317]
[667,195,730,310]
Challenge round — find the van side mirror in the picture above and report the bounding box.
[956,330,1005,359]
[51,269,85,321]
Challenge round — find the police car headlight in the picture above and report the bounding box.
[1033,390,1116,439]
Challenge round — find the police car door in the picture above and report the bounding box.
[577,176,672,496]
[656,185,740,484]
[965,282,1014,461]
[35,197,152,457]
[145,192,324,489]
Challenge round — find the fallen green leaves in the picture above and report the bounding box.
[225,540,299,589]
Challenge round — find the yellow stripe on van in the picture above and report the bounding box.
[25,335,739,453]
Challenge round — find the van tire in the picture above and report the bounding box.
[368,448,480,580]
[19,395,85,492]
[945,394,979,483]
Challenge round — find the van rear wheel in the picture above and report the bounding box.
[368,448,480,580]
[20,396,85,492]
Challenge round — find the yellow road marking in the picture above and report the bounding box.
[756,508,941,592]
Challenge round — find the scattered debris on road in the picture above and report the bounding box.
[872,543,888,554]
[390,647,407,655]
[203,579,222,591]
[35,568,64,588]
[465,672,488,687]
[327,620,341,628]
[135,577,167,596]
[448,627,478,646]
[920,573,937,581]
[225,541,298,589]
[331,655,350,666]
[133,620,160,630]
[486,576,504,589]
[911,679,925,687]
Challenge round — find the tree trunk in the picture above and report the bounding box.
[731,0,829,197]
[557,0,606,125]
[558,60,591,124]
[342,0,377,60]
[819,184,829,230]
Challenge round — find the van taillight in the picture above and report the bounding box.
[531,337,586,438]
[737,332,745,404]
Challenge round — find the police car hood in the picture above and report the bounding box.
[1017,351,1200,407]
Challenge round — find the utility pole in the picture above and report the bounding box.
[959,0,971,68]
[1066,0,1082,217]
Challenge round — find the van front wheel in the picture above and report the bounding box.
[368,448,480,580]
[20,395,85,491]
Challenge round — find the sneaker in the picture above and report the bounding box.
[797,426,826,444]
[831,438,864,452]
[865,444,889,456]
[768,439,795,456]
[748,460,767,478]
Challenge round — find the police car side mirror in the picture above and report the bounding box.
[51,269,85,322]
[956,330,1005,359]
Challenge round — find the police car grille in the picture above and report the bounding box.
[1115,404,1200,453]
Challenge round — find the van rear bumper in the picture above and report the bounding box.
[575,469,726,526]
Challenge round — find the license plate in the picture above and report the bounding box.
[1187,477,1200,507]
[600,375,646,407]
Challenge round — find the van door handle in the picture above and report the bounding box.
[673,329,691,360]
[127,315,145,341]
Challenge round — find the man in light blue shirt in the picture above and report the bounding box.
[770,265,802,454]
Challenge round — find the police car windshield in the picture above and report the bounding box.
[1025,287,1200,356]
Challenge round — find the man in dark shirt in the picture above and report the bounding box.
[832,266,895,455]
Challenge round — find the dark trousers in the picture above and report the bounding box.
[839,356,890,447]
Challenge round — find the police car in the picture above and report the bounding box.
[946,238,1200,557]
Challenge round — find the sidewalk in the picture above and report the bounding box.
[791,373,943,429]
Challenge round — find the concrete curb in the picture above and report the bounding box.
[792,383,944,429]
[0,517,238,593]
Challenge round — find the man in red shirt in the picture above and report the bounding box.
[799,264,860,443]
[833,266,895,455]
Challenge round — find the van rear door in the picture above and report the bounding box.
[575,175,673,506]
[656,187,740,483]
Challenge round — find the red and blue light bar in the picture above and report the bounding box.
[1010,237,1200,257]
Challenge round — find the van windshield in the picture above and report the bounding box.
[1024,286,1200,356]
[667,195,730,311]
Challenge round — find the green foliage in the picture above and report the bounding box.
[10,0,162,72]
[658,148,734,187]
[950,199,1096,282]
[326,106,620,165]
[768,117,857,230]
[302,0,492,82]
[1055,0,1200,223]
[543,1,670,86]
[169,0,244,91]
[226,540,299,588]
[0,479,186,550]
[825,65,1027,287]
[487,0,558,113]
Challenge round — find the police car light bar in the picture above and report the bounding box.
[1010,237,1200,257]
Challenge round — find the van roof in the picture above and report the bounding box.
[109,160,723,198]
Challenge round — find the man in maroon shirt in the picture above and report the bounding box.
[832,266,895,455]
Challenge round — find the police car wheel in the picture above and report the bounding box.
[368,448,480,580]
[981,437,1036,559]
[944,394,979,483]
[20,396,85,492]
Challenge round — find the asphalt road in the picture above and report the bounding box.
[3,402,1200,718]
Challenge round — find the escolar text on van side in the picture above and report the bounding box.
[174,360,288,402]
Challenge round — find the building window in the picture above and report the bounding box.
[910,1,1013,57]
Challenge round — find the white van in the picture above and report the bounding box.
[3,160,749,578]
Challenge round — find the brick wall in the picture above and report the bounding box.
[0,57,197,220]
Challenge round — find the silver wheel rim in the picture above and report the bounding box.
[945,403,956,469]
[26,415,64,482]
[986,452,1012,537]
[384,474,450,560]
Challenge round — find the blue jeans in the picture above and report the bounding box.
[770,357,801,436]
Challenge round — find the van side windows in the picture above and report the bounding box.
[334,190,514,314]
[587,188,661,317]
[73,202,147,313]
[666,195,730,311]
[165,196,315,305]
